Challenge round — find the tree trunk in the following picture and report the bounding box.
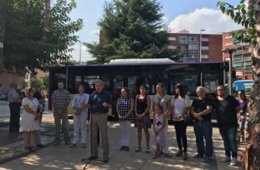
[0,0,9,70]
[246,0,260,169]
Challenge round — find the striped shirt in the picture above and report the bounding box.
[52,89,70,111]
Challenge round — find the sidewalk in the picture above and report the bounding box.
[0,112,245,170]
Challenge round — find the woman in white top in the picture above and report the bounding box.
[171,83,190,160]
[70,83,89,148]
[20,87,41,152]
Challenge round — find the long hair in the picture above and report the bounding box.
[121,87,131,98]
[174,83,185,99]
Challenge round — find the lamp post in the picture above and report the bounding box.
[221,48,235,95]
[200,29,205,85]
[79,41,82,64]
[199,29,205,62]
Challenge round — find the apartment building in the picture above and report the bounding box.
[222,31,252,80]
[167,32,222,62]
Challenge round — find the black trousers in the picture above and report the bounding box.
[173,120,188,152]
[9,102,21,132]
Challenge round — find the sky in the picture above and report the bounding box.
[66,0,243,62]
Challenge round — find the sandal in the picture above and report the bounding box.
[135,147,141,152]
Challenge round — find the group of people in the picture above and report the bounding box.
[115,83,243,166]
[10,78,247,166]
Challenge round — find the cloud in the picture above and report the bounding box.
[168,8,243,34]
[69,43,94,62]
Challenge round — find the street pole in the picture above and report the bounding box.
[79,41,82,64]
[200,29,205,85]
[221,48,234,95]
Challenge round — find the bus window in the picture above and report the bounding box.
[113,75,124,89]
[204,73,219,93]
[83,75,99,92]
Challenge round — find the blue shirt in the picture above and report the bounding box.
[89,90,112,114]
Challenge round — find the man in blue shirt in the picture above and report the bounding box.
[88,80,112,163]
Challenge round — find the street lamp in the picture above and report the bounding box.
[221,48,235,95]
[199,29,205,62]
[79,41,82,64]
[200,29,205,85]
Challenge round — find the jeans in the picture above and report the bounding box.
[193,120,213,157]
[219,127,237,158]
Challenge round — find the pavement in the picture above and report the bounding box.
[0,100,245,170]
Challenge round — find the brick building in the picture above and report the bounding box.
[167,31,222,62]
[222,31,252,80]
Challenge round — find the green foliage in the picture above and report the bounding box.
[86,0,174,63]
[217,0,256,45]
[3,0,82,73]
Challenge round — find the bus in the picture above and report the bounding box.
[232,79,253,95]
[48,58,228,118]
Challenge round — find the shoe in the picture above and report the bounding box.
[37,144,45,148]
[230,158,238,166]
[145,148,151,153]
[65,142,71,145]
[176,150,183,157]
[88,156,98,160]
[164,153,172,158]
[102,157,108,163]
[204,156,213,162]
[70,144,76,148]
[125,146,129,151]
[120,146,125,151]
[221,156,231,162]
[82,144,87,148]
[29,146,35,152]
[183,152,188,160]
[193,154,204,159]
[135,147,141,152]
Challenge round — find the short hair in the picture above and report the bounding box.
[95,79,104,85]
[77,83,85,90]
[196,86,205,92]
[57,79,64,84]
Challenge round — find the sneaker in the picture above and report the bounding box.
[120,146,125,151]
[183,152,188,160]
[221,156,231,162]
[135,147,141,152]
[230,158,238,166]
[82,144,87,148]
[193,154,204,159]
[176,150,183,157]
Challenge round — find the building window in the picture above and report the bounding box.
[168,45,177,49]
[201,46,209,50]
[201,38,209,42]
[168,37,176,41]
[188,45,199,50]
[201,55,209,58]
[178,36,188,44]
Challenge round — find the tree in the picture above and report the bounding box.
[3,0,82,73]
[86,0,174,63]
[0,0,9,69]
[218,0,260,169]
